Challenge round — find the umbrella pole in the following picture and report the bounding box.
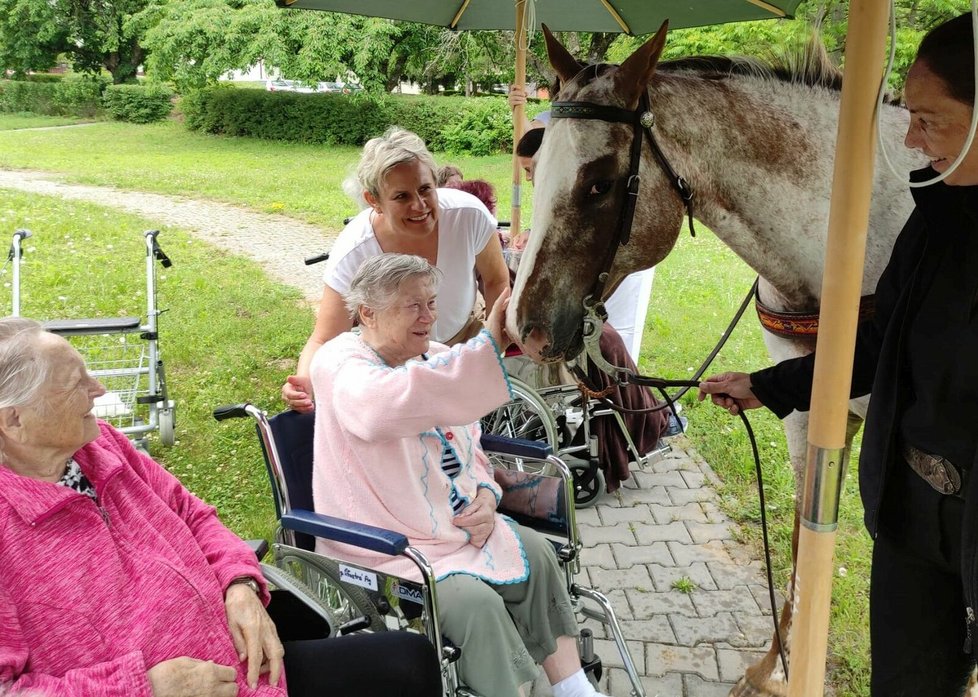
[511,0,527,237]
[786,1,890,695]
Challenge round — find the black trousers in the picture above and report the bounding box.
[267,589,442,697]
[870,467,975,696]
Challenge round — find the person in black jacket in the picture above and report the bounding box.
[698,13,978,696]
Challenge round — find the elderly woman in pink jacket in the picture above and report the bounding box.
[310,253,609,697]
[0,317,440,697]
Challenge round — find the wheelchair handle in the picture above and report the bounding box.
[304,252,329,266]
[213,403,258,421]
[145,230,172,268]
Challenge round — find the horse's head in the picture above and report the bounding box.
[508,22,687,362]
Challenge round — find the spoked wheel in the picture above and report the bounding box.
[274,545,386,634]
[569,461,604,508]
[480,377,560,464]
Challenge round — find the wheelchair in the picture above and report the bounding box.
[480,352,672,508]
[214,403,647,697]
[8,228,176,450]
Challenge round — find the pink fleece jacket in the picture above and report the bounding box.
[310,330,527,584]
[0,422,284,697]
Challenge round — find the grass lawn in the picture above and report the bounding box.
[0,188,312,540]
[0,120,522,231]
[0,113,89,130]
[0,120,872,695]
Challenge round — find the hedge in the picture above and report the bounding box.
[0,77,109,117]
[181,87,549,155]
[103,84,174,123]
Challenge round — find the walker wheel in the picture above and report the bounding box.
[570,463,604,508]
[158,401,176,447]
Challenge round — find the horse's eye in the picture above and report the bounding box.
[588,180,613,196]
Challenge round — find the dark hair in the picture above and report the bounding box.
[516,127,545,158]
[916,13,975,105]
[454,179,497,216]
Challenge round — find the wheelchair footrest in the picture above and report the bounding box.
[43,317,142,335]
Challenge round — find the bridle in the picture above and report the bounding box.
[550,83,696,382]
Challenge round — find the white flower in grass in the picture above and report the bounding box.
[838,566,848,577]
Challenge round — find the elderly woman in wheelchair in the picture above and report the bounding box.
[0,317,441,697]
[309,253,610,697]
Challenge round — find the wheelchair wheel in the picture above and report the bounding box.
[274,545,387,634]
[480,377,560,455]
[569,461,604,508]
[158,401,176,447]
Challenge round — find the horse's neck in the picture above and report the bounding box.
[649,72,918,310]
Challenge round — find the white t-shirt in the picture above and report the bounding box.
[323,188,496,342]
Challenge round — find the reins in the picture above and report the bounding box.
[551,74,789,677]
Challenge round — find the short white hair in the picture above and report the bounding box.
[344,254,441,319]
[357,127,438,198]
[0,317,55,410]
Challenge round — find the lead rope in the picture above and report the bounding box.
[572,276,789,678]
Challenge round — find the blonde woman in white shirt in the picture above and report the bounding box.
[282,127,509,412]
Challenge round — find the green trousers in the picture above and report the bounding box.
[435,525,580,697]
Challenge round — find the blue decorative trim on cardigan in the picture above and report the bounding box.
[480,328,515,400]
[434,518,530,585]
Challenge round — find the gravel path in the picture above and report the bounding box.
[0,169,335,302]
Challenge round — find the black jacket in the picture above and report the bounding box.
[749,167,978,633]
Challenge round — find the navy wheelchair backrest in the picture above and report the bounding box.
[260,409,318,551]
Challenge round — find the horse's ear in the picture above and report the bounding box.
[614,19,669,108]
[543,24,585,84]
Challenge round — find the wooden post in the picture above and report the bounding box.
[511,0,527,237]
[787,1,890,694]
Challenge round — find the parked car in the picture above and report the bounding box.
[265,78,317,93]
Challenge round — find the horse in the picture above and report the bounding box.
[507,22,925,697]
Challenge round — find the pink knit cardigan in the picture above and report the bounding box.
[310,330,527,584]
[0,422,284,697]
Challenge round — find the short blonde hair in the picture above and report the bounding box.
[357,127,438,197]
[344,254,441,319]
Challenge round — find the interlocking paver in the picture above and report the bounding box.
[685,521,735,544]
[648,562,718,593]
[612,541,675,568]
[668,540,730,566]
[0,170,783,697]
[690,588,763,617]
[588,565,655,592]
[627,589,697,618]
[633,521,693,545]
[669,611,745,647]
[646,643,720,680]
[652,502,711,525]
[598,504,656,525]
[716,647,769,682]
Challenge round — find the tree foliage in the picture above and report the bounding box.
[0,0,151,83]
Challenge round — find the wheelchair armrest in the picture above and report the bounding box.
[480,433,552,459]
[281,510,409,556]
[246,538,270,561]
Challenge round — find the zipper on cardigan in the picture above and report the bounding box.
[98,505,110,527]
[965,607,975,654]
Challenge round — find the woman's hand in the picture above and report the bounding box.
[508,84,527,109]
[454,487,497,548]
[281,374,314,413]
[486,286,511,350]
[224,583,285,689]
[697,372,762,415]
[147,657,238,697]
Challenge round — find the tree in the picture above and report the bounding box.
[0,0,151,83]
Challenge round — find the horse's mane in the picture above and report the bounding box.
[659,35,844,92]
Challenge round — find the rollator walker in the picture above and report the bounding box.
[8,228,176,450]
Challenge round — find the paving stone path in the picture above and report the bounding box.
[0,168,776,697]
